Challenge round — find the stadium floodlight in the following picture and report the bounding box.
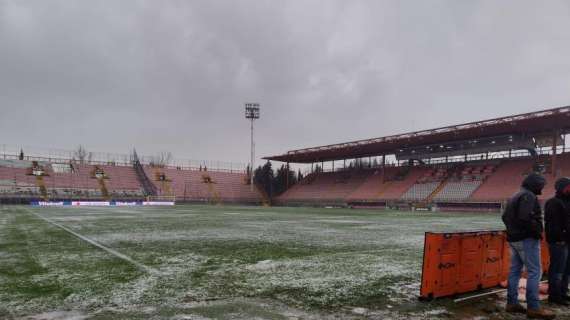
[245,103,260,119]
[245,103,260,190]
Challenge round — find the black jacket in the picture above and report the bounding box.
[546,177,570,243]
[502,173,546,242]
[566,198,570,243]
[545,197,567,243]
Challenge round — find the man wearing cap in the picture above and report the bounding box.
[503,173,555,319]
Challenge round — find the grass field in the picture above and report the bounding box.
[0,204,544,319]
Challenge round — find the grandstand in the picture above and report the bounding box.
[3,106,570,210]
[142,165,260,203]
[0,151,262,204]
[265,106,570,211]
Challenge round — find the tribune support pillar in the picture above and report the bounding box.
[381,154,386,184]
[552,129,559,178]
[286,162,289,189]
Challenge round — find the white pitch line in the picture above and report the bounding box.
[27,209,156,274]
[453,280,548,303]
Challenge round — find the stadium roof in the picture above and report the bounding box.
[264,106,570,163]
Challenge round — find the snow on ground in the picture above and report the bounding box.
[0,204,524,319]
[16,311,89,320]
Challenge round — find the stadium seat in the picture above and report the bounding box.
[143,165,261,203]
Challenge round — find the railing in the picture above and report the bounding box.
[133,159,157,196]
[0,144,247,173]
[301,147,569,175]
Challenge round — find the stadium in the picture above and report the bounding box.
[267,106,570,211]
[1,106,569,210]
[2,106,570,319]
[3,1,570,320]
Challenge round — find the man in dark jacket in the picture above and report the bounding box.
[502,173,555,319]
[545,177,570,305]
[551,177,570,301]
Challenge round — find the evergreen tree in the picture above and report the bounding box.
[272,164,298,196]
[254,161,274,197]
[253,161,298,198]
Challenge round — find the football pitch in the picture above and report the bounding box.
[1,205,511,319]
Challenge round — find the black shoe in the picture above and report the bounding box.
[548,296,570,306]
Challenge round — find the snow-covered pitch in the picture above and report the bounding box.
[0,204,540,319]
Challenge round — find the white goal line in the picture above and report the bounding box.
[27,209,156,274]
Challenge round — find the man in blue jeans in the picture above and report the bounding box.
[545,177,570,305]
[502,173,555,319]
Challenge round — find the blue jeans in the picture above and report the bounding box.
[508,238,541,310]
[548,242,568,299]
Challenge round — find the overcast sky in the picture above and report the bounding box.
[1,0,570,166]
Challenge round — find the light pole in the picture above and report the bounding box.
[245,103,260,191]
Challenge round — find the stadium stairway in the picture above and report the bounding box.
[430,163,496,202]
[424,177,450,203]
[0,156,255,202]
[346,166,424,203]
[378,167,429,200]
[134,160,158,196]
[433,180,483,202]
[400,167,450,202]
[401,182,440,202]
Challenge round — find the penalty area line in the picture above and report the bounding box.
[27,209,156,274]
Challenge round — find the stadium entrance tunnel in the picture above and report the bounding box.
[419,230,549,300]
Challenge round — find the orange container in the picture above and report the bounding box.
[420,230,549,300]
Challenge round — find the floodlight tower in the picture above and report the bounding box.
[245,103,260,190]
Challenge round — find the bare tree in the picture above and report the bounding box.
[163,152,173,166]
[74,145,88,164]
[150,152,173,167]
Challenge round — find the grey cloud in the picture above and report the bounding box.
[1,0,569,165]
